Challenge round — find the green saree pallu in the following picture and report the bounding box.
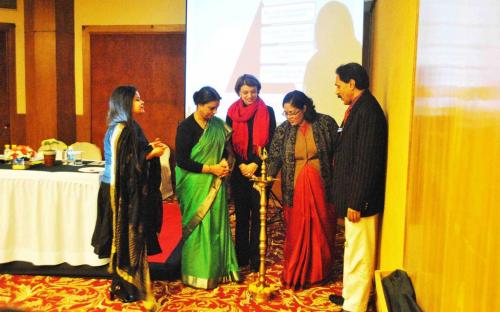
[175,117,240,289]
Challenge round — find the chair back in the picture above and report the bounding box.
[69,142,102,161]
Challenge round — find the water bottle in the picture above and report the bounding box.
[3,144,10,163]
[67,147,75,165]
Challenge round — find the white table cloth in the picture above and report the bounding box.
[0,168,109,266]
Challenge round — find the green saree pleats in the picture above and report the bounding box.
[175,117,240,289]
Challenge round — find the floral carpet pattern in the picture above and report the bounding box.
[0,204,373,311]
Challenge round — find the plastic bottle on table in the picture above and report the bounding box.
[67,147,75,165]
[3,144,10,162]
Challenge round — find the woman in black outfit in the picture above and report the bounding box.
[91,85,167,308]
[226,74,276,272]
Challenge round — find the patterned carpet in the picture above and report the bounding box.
[0,203,373,311]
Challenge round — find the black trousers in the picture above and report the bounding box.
[230,170,266,269]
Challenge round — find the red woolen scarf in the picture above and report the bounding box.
[227,97,270,160]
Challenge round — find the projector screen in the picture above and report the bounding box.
[186,0,364,123]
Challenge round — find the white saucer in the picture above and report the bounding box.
[78,167,105,173]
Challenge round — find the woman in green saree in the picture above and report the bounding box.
[175,86,240,289]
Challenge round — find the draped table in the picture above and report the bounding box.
[0,161,109,267]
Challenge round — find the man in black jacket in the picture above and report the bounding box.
[329,63,388,312]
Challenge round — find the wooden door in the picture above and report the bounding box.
[90,33,185,153]
[0,30,9,148]
[0,24,15,149]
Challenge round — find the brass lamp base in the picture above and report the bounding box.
[248,280,278,303]
[246,148,279,303]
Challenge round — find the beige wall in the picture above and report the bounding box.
[0,0,26,114]
[373,0,500,310]
[74,0,186,115]
[371,0,419,270]
[404,0,500,310]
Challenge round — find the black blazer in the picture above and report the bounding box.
[331,90,388,218]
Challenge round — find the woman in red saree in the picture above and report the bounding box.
[267,90,339,289]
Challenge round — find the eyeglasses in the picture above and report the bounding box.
[282,110,302,117]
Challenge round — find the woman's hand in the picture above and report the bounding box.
[239,162,258,177]
[146,138,167,160]
[247,162,258,176]
[238,163,247,174]
[206,163,230,177]
[149,138,165,148]
[219,158,229,169]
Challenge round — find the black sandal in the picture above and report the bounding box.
[109,284,139,303]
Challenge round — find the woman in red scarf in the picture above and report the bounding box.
[226,74,276,272]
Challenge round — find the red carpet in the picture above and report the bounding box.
[0,202,376,311]
[148,201,182,263]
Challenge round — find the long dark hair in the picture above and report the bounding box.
[107,85,137,127]
[106,85,140,169]
[282,90,318,122]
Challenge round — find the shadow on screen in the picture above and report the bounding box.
[303,1,361,121]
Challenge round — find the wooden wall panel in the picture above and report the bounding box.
[0,23,23,146]
[24,0,75,148]
[31,0,55,31]
[25,31,57,147]
[55,0,75,145]
[88,32,185,152]
[23,12,36,146]
[0,29,9,147]
[404,1,500,310]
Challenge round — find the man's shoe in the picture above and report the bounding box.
[329,294,344,305]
